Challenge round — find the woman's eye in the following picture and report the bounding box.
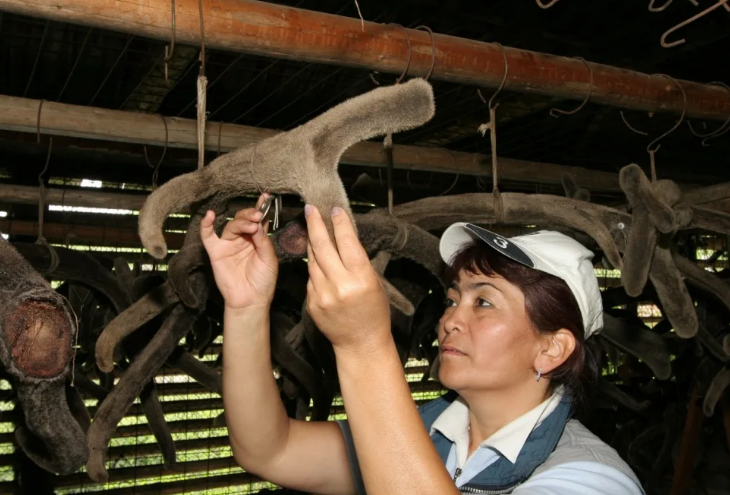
[445,298,457,307]
[477,298,491,307]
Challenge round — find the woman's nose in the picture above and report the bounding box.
[441,307,464,334]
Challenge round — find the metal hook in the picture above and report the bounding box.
[163,0,176,84]
[143,115,169,189]
[550,57,593,118]
[661,0,730,48]
[620,111,650,136]
[388,24,412,84]
[536,0,560,8]
[647,74,687,153]
[687,81,730,145]
[477,42,509,110]
[648,0,673,12]
[414,25,436,81]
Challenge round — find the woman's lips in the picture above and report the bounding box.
[441,346,466,356]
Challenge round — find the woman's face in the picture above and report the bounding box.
[437,268,542,394]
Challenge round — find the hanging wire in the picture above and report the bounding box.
[34,100,59,274]
[164,0,176,84]
[536,0,560,8]
[686,81,730,146]
[550,57,593,118]
[354,0,365,32]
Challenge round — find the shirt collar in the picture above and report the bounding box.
[430,386,565,464]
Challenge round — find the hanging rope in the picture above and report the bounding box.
[197,76,207,169]
[35,100,59,274]
[163,0,176,84]
[381,24,421,215]
[477,43,508,224]
[196,0,208,169]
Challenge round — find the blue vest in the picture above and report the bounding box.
[339,391,576,495]
[419,390,575,493]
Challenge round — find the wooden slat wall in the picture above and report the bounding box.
[0,360,442,495]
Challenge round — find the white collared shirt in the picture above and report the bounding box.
[430,387,564,486]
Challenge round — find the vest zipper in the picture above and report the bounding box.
[459,482,521,494]
[453,467,462,482]
[459,483,519,495]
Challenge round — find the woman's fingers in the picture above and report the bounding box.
[304,204,345,280]
[200,210,219,249]
[221,217,261,241]
[306,241,327,289]
[331,207,369,270]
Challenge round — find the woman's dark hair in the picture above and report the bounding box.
[444,240,598,411]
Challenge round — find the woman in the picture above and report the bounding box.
[200,194,645,495]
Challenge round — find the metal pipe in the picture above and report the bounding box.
[1,0,730,121]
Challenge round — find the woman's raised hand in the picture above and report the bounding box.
[304,205,391,353]
[201,194,279,311]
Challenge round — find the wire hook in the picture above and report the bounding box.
[550,57,593,118]
[687,81,730,145]
[648,0,673,12]
[477,42,509,111]
[387,24,412,84]
[143,115,169,189]
[661,0,730,48]
[646,74,687,153]
[414,25,436,81]
[536,0,560,8]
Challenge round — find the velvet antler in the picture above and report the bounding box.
[139,79,435,259]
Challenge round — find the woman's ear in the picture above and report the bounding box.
[535,329,576,375]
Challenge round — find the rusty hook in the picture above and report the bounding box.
[550,57,593,118]
[649,0,673,12]
[163,0,176,84]
[387,24,412,84]
[536,0,560,8]
[620,111,650,136]
[477,42,508,110]
[647,74,687,153]
[414,25,436,81]
[661,0,730,48]
[687,82,730,145]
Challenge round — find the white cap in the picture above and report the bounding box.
[439,223,603,339]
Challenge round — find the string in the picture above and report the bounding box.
[163,0,176,84]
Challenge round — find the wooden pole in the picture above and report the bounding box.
[1,0,729,120]
[0,95,623,192]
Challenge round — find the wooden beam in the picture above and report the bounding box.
[0,218,186,249]
[0,184,303,217]
[0,95,622,192]
[1,1,728,121]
